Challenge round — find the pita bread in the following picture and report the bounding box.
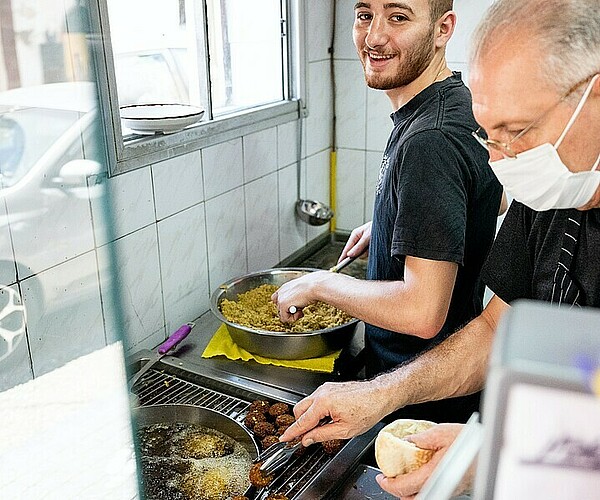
[375,419,436,477]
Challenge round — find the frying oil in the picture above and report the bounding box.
[139,423,252,500]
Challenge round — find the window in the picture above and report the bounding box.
[94,0,301,173]
[206,0,286,115]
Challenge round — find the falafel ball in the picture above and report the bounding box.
[322,439,345,455]
[266,494,289,500]
[232,497,249,500]
[244,410,267,429]
[249,462,274,488]
[248,400,271,414]
[275,414,295,428]
[277,425,290,436]
[268,402,290,418]
[261,435,280,449]
[253,421,275,439]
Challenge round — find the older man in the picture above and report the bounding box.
[280,0,600,497]
[274,0,502,424]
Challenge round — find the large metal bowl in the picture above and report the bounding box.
[210,268,359,359]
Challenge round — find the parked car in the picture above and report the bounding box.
[0,81,103,362]
[113,47,190,106]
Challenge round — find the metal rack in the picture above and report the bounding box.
[131,364,374,499]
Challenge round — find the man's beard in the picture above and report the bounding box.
[361,27,436,90]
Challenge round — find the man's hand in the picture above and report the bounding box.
[279,380,391,446]
[376,424,475,499]
[271,270,331,322]
[339,221,372,261]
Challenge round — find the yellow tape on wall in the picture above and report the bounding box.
[330,150,337,233]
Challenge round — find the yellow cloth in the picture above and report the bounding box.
[202,324,341,373]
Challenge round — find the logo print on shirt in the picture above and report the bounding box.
[375,155,390,196]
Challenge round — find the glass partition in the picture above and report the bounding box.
[0,0,123,386]
[0,0,136,496]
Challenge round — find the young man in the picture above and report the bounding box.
[279,0,600,497]
[273,0,502,423]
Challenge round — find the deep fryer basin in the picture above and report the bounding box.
[134,403,259,458]
[133,404,259,497]
[210,268,359,359]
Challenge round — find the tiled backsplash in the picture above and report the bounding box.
[1,0,496,389]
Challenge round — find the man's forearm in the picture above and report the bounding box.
[310,260,457,339]
[369,296,507,414]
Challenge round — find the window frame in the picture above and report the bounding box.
[90,0,306,175]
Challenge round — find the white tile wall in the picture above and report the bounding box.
[202,139,244,200]
[99,226,164,352]
[446,0,495,66]
[245,173,280,272]
[7,171,96,279]
[3,0,492,383]
[278,163,307,259]
[24,251,105,377]
[336,148,366,231]
[335,60,367,151]
[93,166,155,245]
[152,151,203,220]
[305,60,333,156]
[334,0,358,60]
[277,121,298,169]
[307,0,334,62]
[0,332,31,390]
[158,203,210,334]
[243,127,278,183]
[205,187,247,292]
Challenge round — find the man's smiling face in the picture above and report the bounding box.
[353,0,436,90]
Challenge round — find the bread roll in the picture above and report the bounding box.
[375,419,436,477]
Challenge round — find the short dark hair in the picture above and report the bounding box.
[429,0,453,21]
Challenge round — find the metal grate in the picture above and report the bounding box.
[135,369,249,418]
[258,446,334,499]
[133,367,344,499]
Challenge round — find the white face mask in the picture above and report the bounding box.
[489,75,600,211]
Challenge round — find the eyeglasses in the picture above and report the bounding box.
[471,74,596,159]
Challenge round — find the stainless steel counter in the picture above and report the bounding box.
[160,313,473,500]
[131,235,474,499]
[171,309,367,398]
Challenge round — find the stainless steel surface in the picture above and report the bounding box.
[146,310,366,399]
[328,255,356,273]
[256,439,302,474]
[332,465,396,499]
[134,403,259,459]
[128,351,380,499]
[296,199,334,226]
[210,268,359,360]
